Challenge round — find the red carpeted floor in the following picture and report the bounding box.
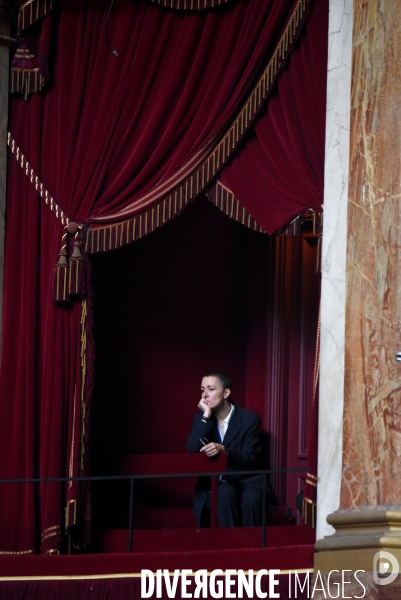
[0,526,315,577]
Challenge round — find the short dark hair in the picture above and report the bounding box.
[202,370,232,391]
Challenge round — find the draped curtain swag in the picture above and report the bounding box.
[81,0,314,252]
[212,0,326,235]
[0,0,327,553]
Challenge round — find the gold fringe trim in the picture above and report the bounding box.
[54,262,69,302]
[211,181,266,234]
[0,549,34,555]
[146,0,234,9]
[87,0,311,253]
[10,67,47,101]
[211,182,323,237]
[86,195,190,253]
[68,386,77,490]
[80,298,87,476]
[62,301,88,532]
[7,133,70,226]
[313,301,321,403]
[19,0,54,34]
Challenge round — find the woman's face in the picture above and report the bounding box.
[200,376,230,411]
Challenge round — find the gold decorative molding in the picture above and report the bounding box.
[315,510,401,572]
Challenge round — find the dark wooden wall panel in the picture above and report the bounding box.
[265,235,320,513]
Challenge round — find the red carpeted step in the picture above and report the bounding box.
[0,545,315,577]
[101,525,315,553]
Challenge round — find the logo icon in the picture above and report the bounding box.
[373,551,399,586]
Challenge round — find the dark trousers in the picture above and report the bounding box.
[206,480,263,527]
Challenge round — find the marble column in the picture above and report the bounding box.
[316,0,353,540]
[315,0,401,584]
[0,3,11,361]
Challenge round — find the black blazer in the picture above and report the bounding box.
[186,404,263,525]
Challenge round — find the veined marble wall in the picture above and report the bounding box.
[319,0,401,536]
[341,0,401,509]
[317,0,353,539]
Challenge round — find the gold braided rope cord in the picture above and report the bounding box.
[7,133,70,227]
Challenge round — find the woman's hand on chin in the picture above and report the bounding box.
[198,398,212,418]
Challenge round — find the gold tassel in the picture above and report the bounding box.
[54,223,85,302]
[69,229,85,296]
[10,68,46,100]
[53,236,70,303]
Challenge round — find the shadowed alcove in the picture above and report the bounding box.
[89,196,320,543]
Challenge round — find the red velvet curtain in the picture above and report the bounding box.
[20,0,307,229]
[0,0,327,553]
[210,0,327,233]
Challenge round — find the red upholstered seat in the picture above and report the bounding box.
[118,453,228,529]
[117,453,294,530]
[119,452,228,476]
